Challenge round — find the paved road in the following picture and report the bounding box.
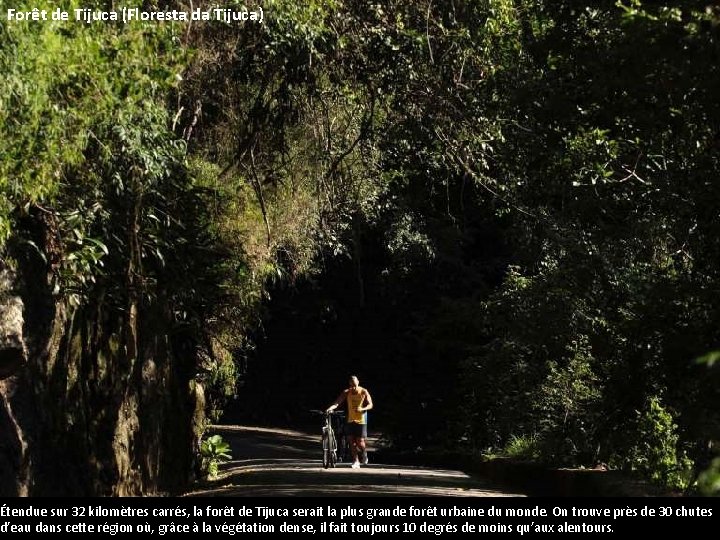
[186,425,525,497]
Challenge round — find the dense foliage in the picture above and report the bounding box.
[2,0,718,492]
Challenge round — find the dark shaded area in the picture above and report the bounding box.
[228,196,512,444]
[0,349,24,380]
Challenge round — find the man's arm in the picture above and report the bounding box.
[326,390,347,412]
[360,390,373,412]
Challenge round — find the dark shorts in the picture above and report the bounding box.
[345,422,367,438]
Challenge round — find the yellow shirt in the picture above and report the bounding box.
[346,387,367,424]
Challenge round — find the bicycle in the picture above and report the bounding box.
[331,410,349,463]
[313,410,345,468]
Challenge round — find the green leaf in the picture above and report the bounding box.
[694,351,720,368]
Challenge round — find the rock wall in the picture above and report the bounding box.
[0,266,29,496]
[0,220,204,496]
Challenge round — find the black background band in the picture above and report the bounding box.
[0,497,716,536]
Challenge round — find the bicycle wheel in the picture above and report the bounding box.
[328,428,337,468]
[322,431,331,469]
[329,431,337,468]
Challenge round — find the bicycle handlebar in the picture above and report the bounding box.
[309,409,345,416]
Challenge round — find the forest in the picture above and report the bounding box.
[0,0,718,496]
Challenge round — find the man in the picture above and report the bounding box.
[327,375,373,469]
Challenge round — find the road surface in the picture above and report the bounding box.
[186,425,525,497]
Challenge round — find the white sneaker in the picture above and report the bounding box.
[351,461,360,469]
[362,452,369,465]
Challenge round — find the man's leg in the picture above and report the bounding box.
[358,437,368,464]
[358,422,368,465]
[348,435,357,462]
[350,436,361,468]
